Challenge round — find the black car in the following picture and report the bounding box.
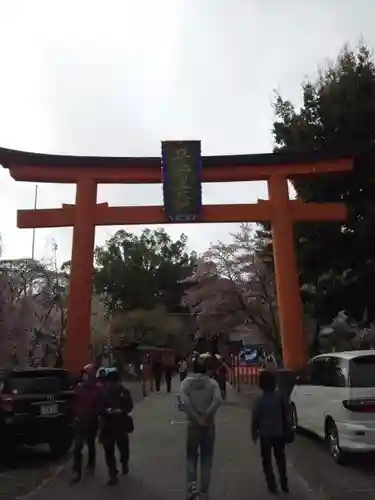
[0,367,75,457]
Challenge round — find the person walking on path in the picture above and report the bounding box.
[164,358,174,393]
[152,355,164,392]
[180,353,222,500]
[251,370,293,494]
[178,358,188,381]
[71,363,104,483]
[212,355,228,401]
[99,369,134,486]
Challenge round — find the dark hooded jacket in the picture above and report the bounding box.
[99,383,134,436]
[251,390,291,439]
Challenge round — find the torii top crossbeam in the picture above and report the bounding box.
[0,146,350,182]
[0,146,353,374]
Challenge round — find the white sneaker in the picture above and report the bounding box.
[187,482,198,500]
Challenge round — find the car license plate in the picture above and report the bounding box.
[41,404,58,415]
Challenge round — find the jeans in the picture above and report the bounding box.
[72,419,98,475]
[186,424,215,493]
[259,436,288,491]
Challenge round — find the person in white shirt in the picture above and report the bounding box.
[178,358,188,382]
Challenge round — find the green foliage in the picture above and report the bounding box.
[93,228,197,314]
[259,43,375,323]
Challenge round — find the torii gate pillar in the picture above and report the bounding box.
[268,174,306,368]
[66,178,97,373]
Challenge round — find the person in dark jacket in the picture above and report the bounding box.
[251,370,291,494]
[164,358,174,393]
[99,369,134,486]
[152,355,164,392]
[71,363,104,483]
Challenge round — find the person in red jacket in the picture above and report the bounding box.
[212,355,228,400]
[71,363,104,483]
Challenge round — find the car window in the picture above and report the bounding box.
[325,358,346,387]
[349,355,375,387]
[309,357,347,387]
[310,358,328,386]
[5,373,70,394]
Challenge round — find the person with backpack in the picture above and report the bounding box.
[251,370,293,494]
[98,369,134,486]
[180,353,222,500]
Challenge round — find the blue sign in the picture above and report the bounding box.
[96,366,117,378]
[239,345,262,365]
[161,140,202,222]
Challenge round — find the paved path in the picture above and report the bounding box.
[27,380,316,500]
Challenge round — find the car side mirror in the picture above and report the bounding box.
[295,372,309,385]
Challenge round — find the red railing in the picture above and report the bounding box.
[228,354,260,388]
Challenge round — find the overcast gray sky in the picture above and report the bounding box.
[0,0,373,265]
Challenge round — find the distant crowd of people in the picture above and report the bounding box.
[146,353,229,400]
[71,352,293,498]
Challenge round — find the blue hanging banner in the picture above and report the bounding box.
[161,140,202,222]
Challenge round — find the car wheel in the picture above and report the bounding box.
[291,403,299,432]
[326,420,346,465]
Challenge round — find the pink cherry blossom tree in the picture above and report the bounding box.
[182,224,280,354]
[0,270,35,366]
[0,258,68,367]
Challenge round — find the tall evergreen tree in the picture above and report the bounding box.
[257,44,375,324]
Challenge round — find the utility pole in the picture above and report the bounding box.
[51,239,58,272]
[31,185,38,260]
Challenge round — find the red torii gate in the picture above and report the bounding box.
[0,147,352,374]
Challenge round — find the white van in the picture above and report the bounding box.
[290,350,375,464]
